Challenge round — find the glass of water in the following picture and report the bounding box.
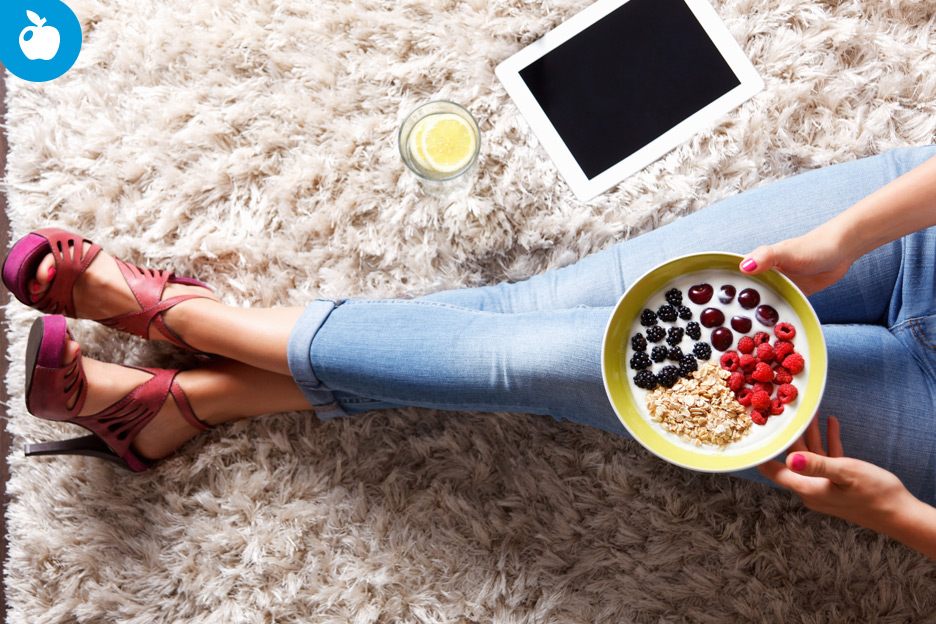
[399,101,481,196]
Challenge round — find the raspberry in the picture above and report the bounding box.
[756,343,775,363]
[640,309,658,327]
[646,326,665,343]
[631,333,648,351]
[774,322,796,340]
[665,288,683,307]
[657,304,678,322]
[656,365,681,388]
[633,370,658,390]
[753,381,774,396]
[769,397,785,415]
[753,331,771,346]
[692,342,712,360]
[782,353,805,375]
[737,336,755,354]
[774,340,795,362]
[752,362,774,383]
[773,366,793,384]
[630,351,652,370]
[666,326,684,346]
[777,383,798,404]
[739,353,756,372]
[750,390,771,411]
[651,346,668,363]
[727,371,745,392]
[750,409,768,425]
[685,322,702,341]
[719,351,740,372]
[677,306,692,321]
[736,388,753,406]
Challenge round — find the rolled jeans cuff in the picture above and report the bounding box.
[287,299,348,419]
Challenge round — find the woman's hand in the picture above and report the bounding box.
[739,229,853,296]
[759,416,936,559]
[758,416,912,533]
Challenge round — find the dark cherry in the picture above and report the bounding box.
[718,284,736,304]
[737,288,761,309]
[710,327,734,352]
[688,283,714,305]
[755,304,780,327]
[730,315,752,333]
[700,307,725,328]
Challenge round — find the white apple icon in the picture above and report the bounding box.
[19,10,61,61]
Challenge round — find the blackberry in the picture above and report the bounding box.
[657,304,677,323]
[692,342,712,360]
[685,321,702,341]
[656,365,681,388]
[679,353,698,378]
[640,309,658,327]
[665,288,683,307]
[650,345,668,363]
[646,326,665,343]
[629,351,652,370]
[668,346,683,361]
[666,326,684,346]
[630,333,648,352]
[677,306,693,321]
[633,370,658,390]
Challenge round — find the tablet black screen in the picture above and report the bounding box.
[519,0,741,179]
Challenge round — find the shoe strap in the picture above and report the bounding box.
[29,350,88,421]
[33,229,102,318]
[97,259,211,353]
[77,367,209,458]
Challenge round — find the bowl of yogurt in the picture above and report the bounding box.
[601,252,827,472]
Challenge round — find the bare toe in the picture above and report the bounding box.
[28,253,56,302]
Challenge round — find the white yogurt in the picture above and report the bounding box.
[626,269,809,456]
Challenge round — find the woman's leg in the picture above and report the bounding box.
[56,338,314,461]
[418,146,936,325]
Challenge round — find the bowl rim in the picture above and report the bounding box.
[600,251,828,472]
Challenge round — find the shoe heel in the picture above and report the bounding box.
[25,434,135,470]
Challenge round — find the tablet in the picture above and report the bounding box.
[496,0,763,202]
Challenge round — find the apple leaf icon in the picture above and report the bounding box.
[27,10,47,27]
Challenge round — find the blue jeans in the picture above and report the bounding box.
[288,146,936,506]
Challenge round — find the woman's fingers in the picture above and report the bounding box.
[803,415,827,456]
[826,415,844,458]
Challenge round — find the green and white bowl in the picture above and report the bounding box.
[601,252,827,472]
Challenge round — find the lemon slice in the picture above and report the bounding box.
[408,113,477,174]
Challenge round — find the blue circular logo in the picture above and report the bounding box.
[0,0,82,82]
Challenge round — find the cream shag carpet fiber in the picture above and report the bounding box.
[4,0,936,622]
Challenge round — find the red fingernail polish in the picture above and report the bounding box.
[48,267,56,280]
[791,453,807,471]
[740,258,757,272]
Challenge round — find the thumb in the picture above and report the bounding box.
[739,244,780,275]
[788,452,850,484]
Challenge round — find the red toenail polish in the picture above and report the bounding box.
[30,282,39,292]
[48,267,56,280]
[30,292,39,302]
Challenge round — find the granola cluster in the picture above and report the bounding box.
[644,361,752,447]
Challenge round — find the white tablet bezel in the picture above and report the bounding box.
[495,0,764,202]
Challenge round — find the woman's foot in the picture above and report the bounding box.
[28,241,219,346]
[61,337,204,460]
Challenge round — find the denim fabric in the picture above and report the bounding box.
[287,146,936,505]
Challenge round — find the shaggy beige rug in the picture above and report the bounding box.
[4,0,936,622]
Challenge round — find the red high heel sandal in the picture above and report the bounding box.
[23,315,212,472]
[2,228,213,353]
